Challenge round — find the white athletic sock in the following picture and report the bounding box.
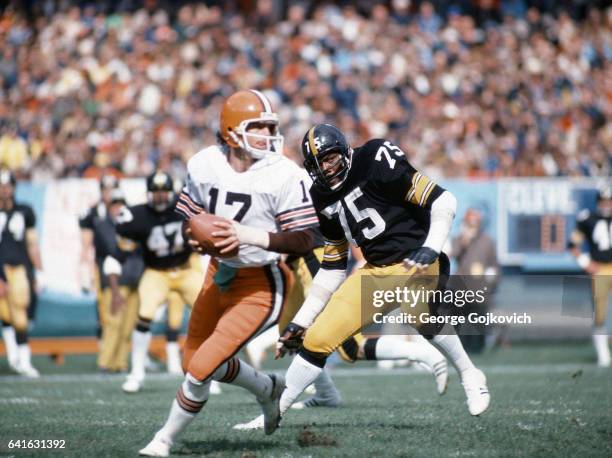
[312,369,340,399]
[213,358,272,399]
[1,326,18,368]
[130,330,152,380]
[280,355,323,415]
[166,342,182,373]
[593,328,610,366]
[17,344,33,369]
[432,333,474,375]
[157,374,210,444]
[375,336,443,367]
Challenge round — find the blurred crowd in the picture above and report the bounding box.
[0,0,610,182]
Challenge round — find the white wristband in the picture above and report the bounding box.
[103,256,123,276]
[292,269,346,328]
[233,222,270,249]
[576,253,591,270]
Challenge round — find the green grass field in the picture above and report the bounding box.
[1,342,611,457]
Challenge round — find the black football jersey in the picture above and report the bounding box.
[0,203,36,266]
[311,139,445,268]
[80,203,144,287]
[575,210,612,263]
[114,202,191,269]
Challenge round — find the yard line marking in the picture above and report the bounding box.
[0,363,593,384]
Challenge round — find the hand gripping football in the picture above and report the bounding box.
[187,213,239,258]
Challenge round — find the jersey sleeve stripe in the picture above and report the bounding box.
[179,191,206,210]
[175,201,199,219]
[277,207,317,222]
[276,204,315,218]
[321,259,348,270]
[280,217,320,231]
[420,180,435,206]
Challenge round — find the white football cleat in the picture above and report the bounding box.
[17,364,40,379]
[304,384,316,395]
[431,359,448,395]
[461,368,490,416]
[209,381,222,395]
[139,433,172,457]
[256,374,285,435]
[291,391,342,410]
[122,374,143,393]
[233,414,264,431]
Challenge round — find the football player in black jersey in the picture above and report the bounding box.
[569,185,612,367]
[79,177,144,373]
[104,171,203,393]
[0,169,44,377]
[274,124,490,421]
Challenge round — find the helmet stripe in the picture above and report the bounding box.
[307,126,319,157]
[250,89,272,113]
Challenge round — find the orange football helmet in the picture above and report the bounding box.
[219,89,284,159]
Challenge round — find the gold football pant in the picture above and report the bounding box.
[303,260,440,356]
[593,263,612,328]
[97,286,139,371]
[279,247,324,331]
[137,263,202,325]
[0,265,30,332]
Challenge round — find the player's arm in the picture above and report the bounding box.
[372,140,456,270]
[568,210,598,274]
[23,207,45,289]
[405,189,457,271]
[175,169,209,253]
[0,258,6,297]
[102,206,139,312]
[78,209,96,292]
[212,169,318,256]
[277,214,348,357]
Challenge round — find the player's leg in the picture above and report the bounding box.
[165,291,185,375]
[123,268,170,392]
[6,265,37,378]
[140,263,288,455]
[279,266,371,417]
[592,264,612,367]
[413,255,489,414]
[97,287,123,372]
[116,287,139,372]
[0,297,19,372]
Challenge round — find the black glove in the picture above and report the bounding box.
[275,323,306,359]
[405,247,439,269]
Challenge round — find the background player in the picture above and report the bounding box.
[104,171,202,392]
[79,176,144,373]
[570,185,612,367]
[0,168,44,377]
[274,124,490,426]
[139,89,318,457]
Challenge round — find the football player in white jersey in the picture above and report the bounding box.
[139,90,318,457]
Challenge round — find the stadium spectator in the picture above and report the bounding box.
[0,1,608,180]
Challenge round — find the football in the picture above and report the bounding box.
[187,213,239,258]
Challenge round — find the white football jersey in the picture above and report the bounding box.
[177,145,318,267]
